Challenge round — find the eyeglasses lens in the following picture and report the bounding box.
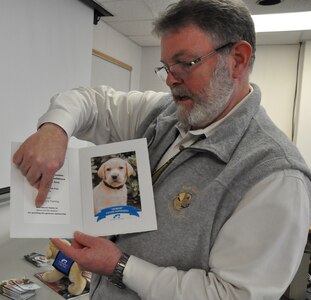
[156,67,168,81]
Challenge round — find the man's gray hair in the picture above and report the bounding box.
[153,0,256,69]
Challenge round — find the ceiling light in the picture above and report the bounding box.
[252,11,311,32]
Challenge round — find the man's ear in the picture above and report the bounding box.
[230,40,253,79]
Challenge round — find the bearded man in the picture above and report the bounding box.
[13,0,311,299]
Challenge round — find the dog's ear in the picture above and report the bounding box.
[98,163,106,180]
[126,161,135,177]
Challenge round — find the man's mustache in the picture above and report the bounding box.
[171,87,193,100]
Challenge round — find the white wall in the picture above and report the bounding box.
[140,47,169,93]
[0,0,93,245]
[295,41,311,167]
[250,44,299,139]
[0,6,143,246]
[0,0,93,188]
[0,204,10,245]
[93,20,142,91]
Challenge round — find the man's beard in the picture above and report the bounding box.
[172,55,234,130]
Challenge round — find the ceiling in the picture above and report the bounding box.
[93,0,311,46]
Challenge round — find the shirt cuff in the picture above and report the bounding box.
[123,255,164,297]
[37,108,76,138]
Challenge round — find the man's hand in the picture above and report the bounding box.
[51,231,122,276]
[13,123,68,207]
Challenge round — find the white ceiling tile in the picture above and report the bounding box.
[95,0,311,46]
[142,0,176,17]
[105,20,154,36]
[99,0,154,21]
[129,35,161,47]
[256,31,302,45]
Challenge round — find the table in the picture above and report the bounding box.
[1,237,310,300]
[0,238,89,299]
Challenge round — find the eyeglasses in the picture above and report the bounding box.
[154,42,234,82]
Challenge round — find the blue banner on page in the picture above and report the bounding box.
[95,206,141,222]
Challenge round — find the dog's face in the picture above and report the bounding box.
[97,158,135,188]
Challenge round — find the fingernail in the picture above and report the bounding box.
[35,201,43,208]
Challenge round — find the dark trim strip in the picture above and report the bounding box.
[0,187,10,204]
[78,0,113,24]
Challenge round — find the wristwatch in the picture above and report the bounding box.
[108,253,130,289]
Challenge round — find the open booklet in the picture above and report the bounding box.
[10,138,157,238]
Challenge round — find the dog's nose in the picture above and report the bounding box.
[112,175,118,180]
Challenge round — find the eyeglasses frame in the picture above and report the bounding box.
[154,42,235,81]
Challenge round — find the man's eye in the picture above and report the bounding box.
[176,60,188,65]
[179,61,193,69]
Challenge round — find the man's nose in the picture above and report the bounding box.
[166,71,183,87]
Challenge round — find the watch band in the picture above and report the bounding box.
[108,253,130,289]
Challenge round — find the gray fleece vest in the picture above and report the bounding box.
[90,84,311,299]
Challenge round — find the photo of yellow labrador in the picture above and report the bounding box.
[93,157,135,215]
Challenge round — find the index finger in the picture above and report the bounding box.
[35,173,54,208]
[50,238,78,261]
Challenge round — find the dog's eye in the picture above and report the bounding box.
[106,167,111,172]
[119,166,124,170]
